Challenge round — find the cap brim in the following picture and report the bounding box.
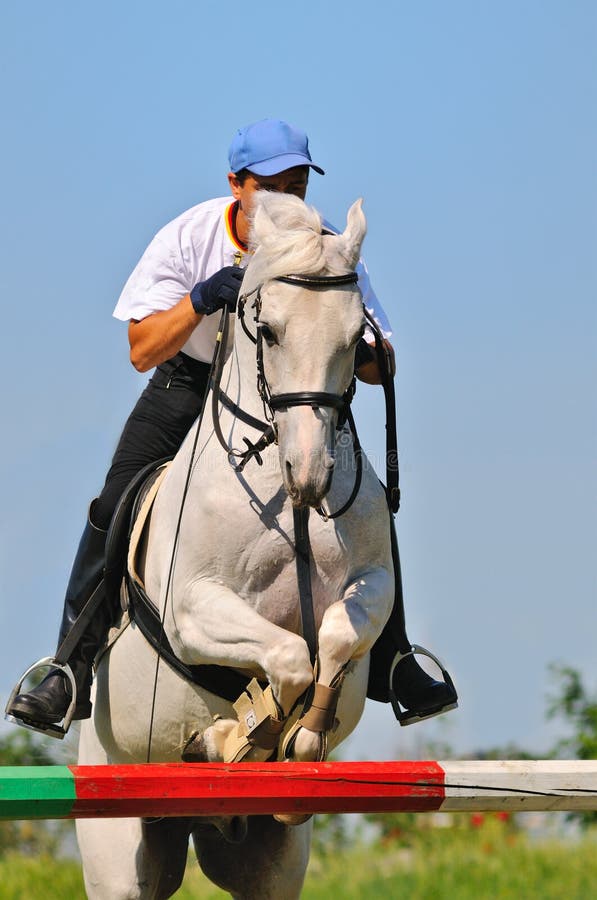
[246,153,325,176]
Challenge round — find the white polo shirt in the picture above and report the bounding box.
[113,197,392,363]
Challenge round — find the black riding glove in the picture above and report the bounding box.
[354,337,376,371]
[190,266,244,316]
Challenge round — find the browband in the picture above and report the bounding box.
[275,273,359,288]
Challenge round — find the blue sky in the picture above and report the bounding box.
[0,1,595,760]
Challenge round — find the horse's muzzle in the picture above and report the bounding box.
[283,453,335,508]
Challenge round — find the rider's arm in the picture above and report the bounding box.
[128,294,201,372]
[127,267,243,372]
[352,257,394,385]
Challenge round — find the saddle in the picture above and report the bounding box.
[108,459,256,703]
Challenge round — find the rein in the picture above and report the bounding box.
[365,307,401,513]
[212,269,364,670]
[136,261,401,752]
[210,305,276,472]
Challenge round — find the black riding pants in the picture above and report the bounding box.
[92,353,211,530]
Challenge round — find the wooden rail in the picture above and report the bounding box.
[1,760,596,820]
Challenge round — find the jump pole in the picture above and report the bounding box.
[1,761,596,821]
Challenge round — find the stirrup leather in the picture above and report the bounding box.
[389,644,458,727]
[223,678,286,763]
[4,657,78,740]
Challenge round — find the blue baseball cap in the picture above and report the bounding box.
[228,119,325,176]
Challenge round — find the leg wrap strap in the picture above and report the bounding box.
[295,682,339,734]
[233,678,285,750]
[281,675,343,762]
[219,678,286,762]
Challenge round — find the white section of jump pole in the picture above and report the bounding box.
[439,760,597,812]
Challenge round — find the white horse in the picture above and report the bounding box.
[77,193,394,899]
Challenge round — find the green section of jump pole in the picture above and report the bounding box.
[0,766,76,820]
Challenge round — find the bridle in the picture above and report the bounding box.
[211,270,364,519]
[250,272,359,423]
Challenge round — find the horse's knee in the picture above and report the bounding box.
[317,600,372,670]
[264,634,313,713]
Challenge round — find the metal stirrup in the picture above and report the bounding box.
[4,657,77,740]
[388,644,458,727]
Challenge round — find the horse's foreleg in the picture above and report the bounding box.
[283,567,393,764]
[170,581,314,762]
[170,581,313,713]
[317,568,394,684]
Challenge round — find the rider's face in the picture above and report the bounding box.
[228,166,309,216]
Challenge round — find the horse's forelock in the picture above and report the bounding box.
[249,192,322,246]
[246,194,331,287]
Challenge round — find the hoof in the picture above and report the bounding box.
[181,730,211,763]
[182,718,238,763]
[273,812,313,827]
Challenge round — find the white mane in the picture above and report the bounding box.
[246,192,357,287]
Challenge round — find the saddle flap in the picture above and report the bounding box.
[104,457,173,598]
[127,464,171,588]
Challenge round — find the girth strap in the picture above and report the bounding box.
[125,575,255,703]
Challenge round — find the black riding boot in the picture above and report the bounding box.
[7,506,111,728]
[367,519,458,724]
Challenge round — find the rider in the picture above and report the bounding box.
[7,118,457,735]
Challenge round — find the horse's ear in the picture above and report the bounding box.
[341,199,367,267]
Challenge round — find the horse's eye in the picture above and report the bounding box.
[260,324,277,347]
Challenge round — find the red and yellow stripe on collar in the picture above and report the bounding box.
[225,201,248,255]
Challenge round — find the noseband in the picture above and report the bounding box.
[238,271,360,422]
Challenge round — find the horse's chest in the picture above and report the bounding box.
[189,478,364,626]
[225,522,347,628]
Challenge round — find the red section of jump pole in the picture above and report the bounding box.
[69,761,446,818]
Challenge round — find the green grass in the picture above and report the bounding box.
[301,833,597,899]
[0,825,595,899]
[0,854,84,899]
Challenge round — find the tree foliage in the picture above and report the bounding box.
[547,663,597,828]
[547,664,597,759]
[0,730,62,768]
[0,730,74,858]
